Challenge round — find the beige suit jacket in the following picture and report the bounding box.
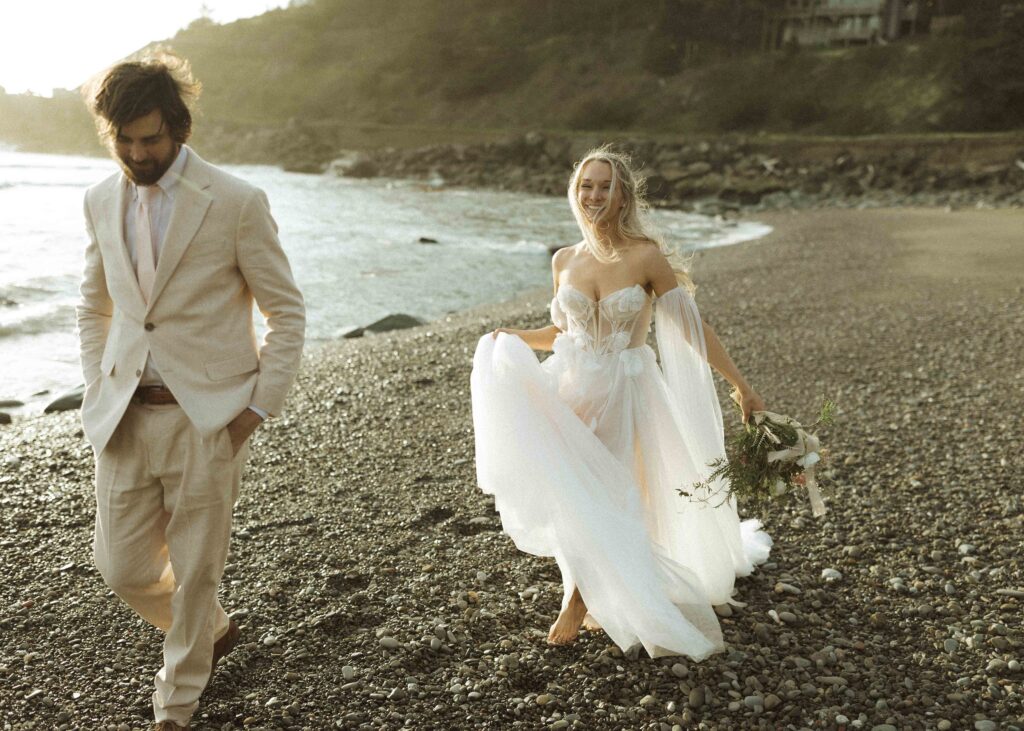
[77,148,306,454]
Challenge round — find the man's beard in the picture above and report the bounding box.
[117,146,178,186]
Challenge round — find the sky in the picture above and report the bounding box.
[0,1,287,96]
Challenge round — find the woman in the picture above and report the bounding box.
[470,147,772,659]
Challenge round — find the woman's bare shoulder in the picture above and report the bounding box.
[552,242,584,268]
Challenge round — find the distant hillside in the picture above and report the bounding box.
[1,0,1022,156]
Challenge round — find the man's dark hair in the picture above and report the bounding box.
[85,52,201,143]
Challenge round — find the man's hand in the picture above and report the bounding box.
[226,409,263,456]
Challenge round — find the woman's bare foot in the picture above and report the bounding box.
[547,587,588,645]
[581,613,603,632]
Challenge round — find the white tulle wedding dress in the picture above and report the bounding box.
[471,283,772,660]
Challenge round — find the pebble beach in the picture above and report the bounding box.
[1,207,1022,730]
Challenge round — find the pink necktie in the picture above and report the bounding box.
[135,185,158,303]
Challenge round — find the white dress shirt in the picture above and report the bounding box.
[123,146,267,420]
[124,145,188,386]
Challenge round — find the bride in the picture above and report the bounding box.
[470,147,772,660]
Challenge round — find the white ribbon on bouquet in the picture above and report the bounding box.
[752,410,828,517]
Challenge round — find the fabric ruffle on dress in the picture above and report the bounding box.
[471,285,770,659]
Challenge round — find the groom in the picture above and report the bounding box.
[78,55,305,730]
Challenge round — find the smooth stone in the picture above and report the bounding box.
[0,413,10,425]
[764,693,781,710]
[687,687,704,708]
[743,694,763,709]
[713,603,733,617]
[671,663,688,678]
[943,639,959,653]
[817,675,847,686]
[379,636,401,650]
[871,726,898,731]
[937,722,952,731]
[342,665,356,681]
[639,694,656,706]
[975,722,997,731]
[535,693,552,705]
[821,568,843,581]
[364,314,425,334]
[986,659,1007,673]
[43,385,84,413]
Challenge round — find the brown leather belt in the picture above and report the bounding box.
[132,385,178,405]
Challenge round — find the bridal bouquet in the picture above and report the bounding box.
[685,399,836,516]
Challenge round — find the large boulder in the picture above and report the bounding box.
[44,384,85,413]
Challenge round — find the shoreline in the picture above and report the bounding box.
[0,169,773,422]
[1,207,1022,729]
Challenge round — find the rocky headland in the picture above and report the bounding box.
[199,124,1024,215]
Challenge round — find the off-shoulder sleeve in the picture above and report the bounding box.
[654,287,724,470]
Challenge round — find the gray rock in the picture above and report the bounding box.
[328,151,378,178]
[821,568,843,582]
[0,412,10,425]
[687,687,704,708]
[44,385,84,413]
[364,314,425,334]
[0,399,23,408]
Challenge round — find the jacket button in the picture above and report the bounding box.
[144,322,155,331]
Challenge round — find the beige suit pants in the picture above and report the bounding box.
[93,402,248,724]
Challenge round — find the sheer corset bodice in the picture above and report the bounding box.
[551,284,652,356]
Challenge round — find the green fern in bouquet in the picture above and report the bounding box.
[682,398,836,515]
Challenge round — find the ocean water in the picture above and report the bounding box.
[0,149,771,414]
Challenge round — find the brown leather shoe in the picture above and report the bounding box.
[211,618,240,675]
[153,722,190,730]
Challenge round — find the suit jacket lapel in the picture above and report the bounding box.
[95,175,148,316]
[147,154,213,311]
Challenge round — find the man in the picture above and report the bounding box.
[78,55,305,730]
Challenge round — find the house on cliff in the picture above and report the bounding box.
[764,0,922,48]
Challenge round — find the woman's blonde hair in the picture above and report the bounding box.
[568,145,693,291]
